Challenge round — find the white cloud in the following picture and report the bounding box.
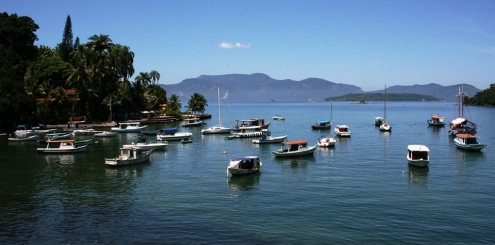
[218,42,251,49]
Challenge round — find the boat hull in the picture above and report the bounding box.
[94,131,118,137]
[201,126,232,134]
[272,145,317,157]
[104,151,152,166]
[110,126,147,133]
[407,159,429,167]
[122,143,167,150]
[37,145,87,154]
[317,138,336,147]
[252,135,287,144]
[8,135,38,141]
[228,168,260,175]
[157,133,192,141]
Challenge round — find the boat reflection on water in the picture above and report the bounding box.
[104,163,148,178]
[317,147,335,158]
[44,154,75,165]
[407,165,429,189]
[274,155,316,169]
[227,172,261,191]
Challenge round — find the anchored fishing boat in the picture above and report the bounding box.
[272,140,317,157]
[227,156,262,176]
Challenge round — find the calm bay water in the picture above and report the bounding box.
[1,101,494,244]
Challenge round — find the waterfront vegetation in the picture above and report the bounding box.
[0,13,208,130]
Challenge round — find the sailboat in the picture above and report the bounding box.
[317,102,336,147]
[449,85,476,136]
[379,85,392,132]
[311,102,332,129]
[201,87,232,134]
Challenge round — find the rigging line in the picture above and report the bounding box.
[220,88,234,127]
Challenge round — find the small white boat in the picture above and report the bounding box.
[105,147,153,166]
[227,156,262,176]
[453,134,487,151]
[26,127,57,135]
[427,114,445,127]
[111,122,147,133]
[182,118,204,127]
[252,130,287,144]
[94,131,118,137]
[72,128,103,135]
[273,114,285,120]
[122,135,167,150]
[379,85,392,132]
[272,140,317,157]
[334,125,351,137]
[37,140,88,153]
[380,122,392,132]
[317,135,336,147]
[156,128,192,141]
[407,145,430,167]
[8,135,38,141]
[201,125,232,134]
[45,133,71,140]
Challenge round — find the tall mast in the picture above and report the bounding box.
[217,86,222,127]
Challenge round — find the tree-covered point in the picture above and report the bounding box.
[325,93,441,102]
[0,12,209,130]
[464,84,495,106]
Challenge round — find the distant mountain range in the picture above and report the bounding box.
[159,73,481,102]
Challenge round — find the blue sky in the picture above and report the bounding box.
[3,0,495,91]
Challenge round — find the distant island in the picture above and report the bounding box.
[325,93,440,102]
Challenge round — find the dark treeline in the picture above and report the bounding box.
[465,84,495,106]
[0,13,207,130]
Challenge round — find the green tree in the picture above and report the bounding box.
[109,44,134,90]
[56,15,74,62]
[144,85,167,110]
[0,12,39,129]
[187,93,208,115]
[166,94,182,119]
[465,84,495,106]
[150,70,160,85]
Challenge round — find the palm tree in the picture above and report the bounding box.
[109,44,134,90]
[86,34,115,56]
[150,70,160,85]
[166,94,182,119]
[187,93,208,115]
[134,72,152,88]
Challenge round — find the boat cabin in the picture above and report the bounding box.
[281,140,308,152]
[315,120,331,127]
[158,127,178,135]
[120,147,144,160]
[456,134,480,144]
[116,122,141,129]
[407,145,430,161]
[235,118,270,129]
[231,156,261,169]
[336,125,349,132]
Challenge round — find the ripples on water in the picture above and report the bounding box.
[0,102,494,244]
